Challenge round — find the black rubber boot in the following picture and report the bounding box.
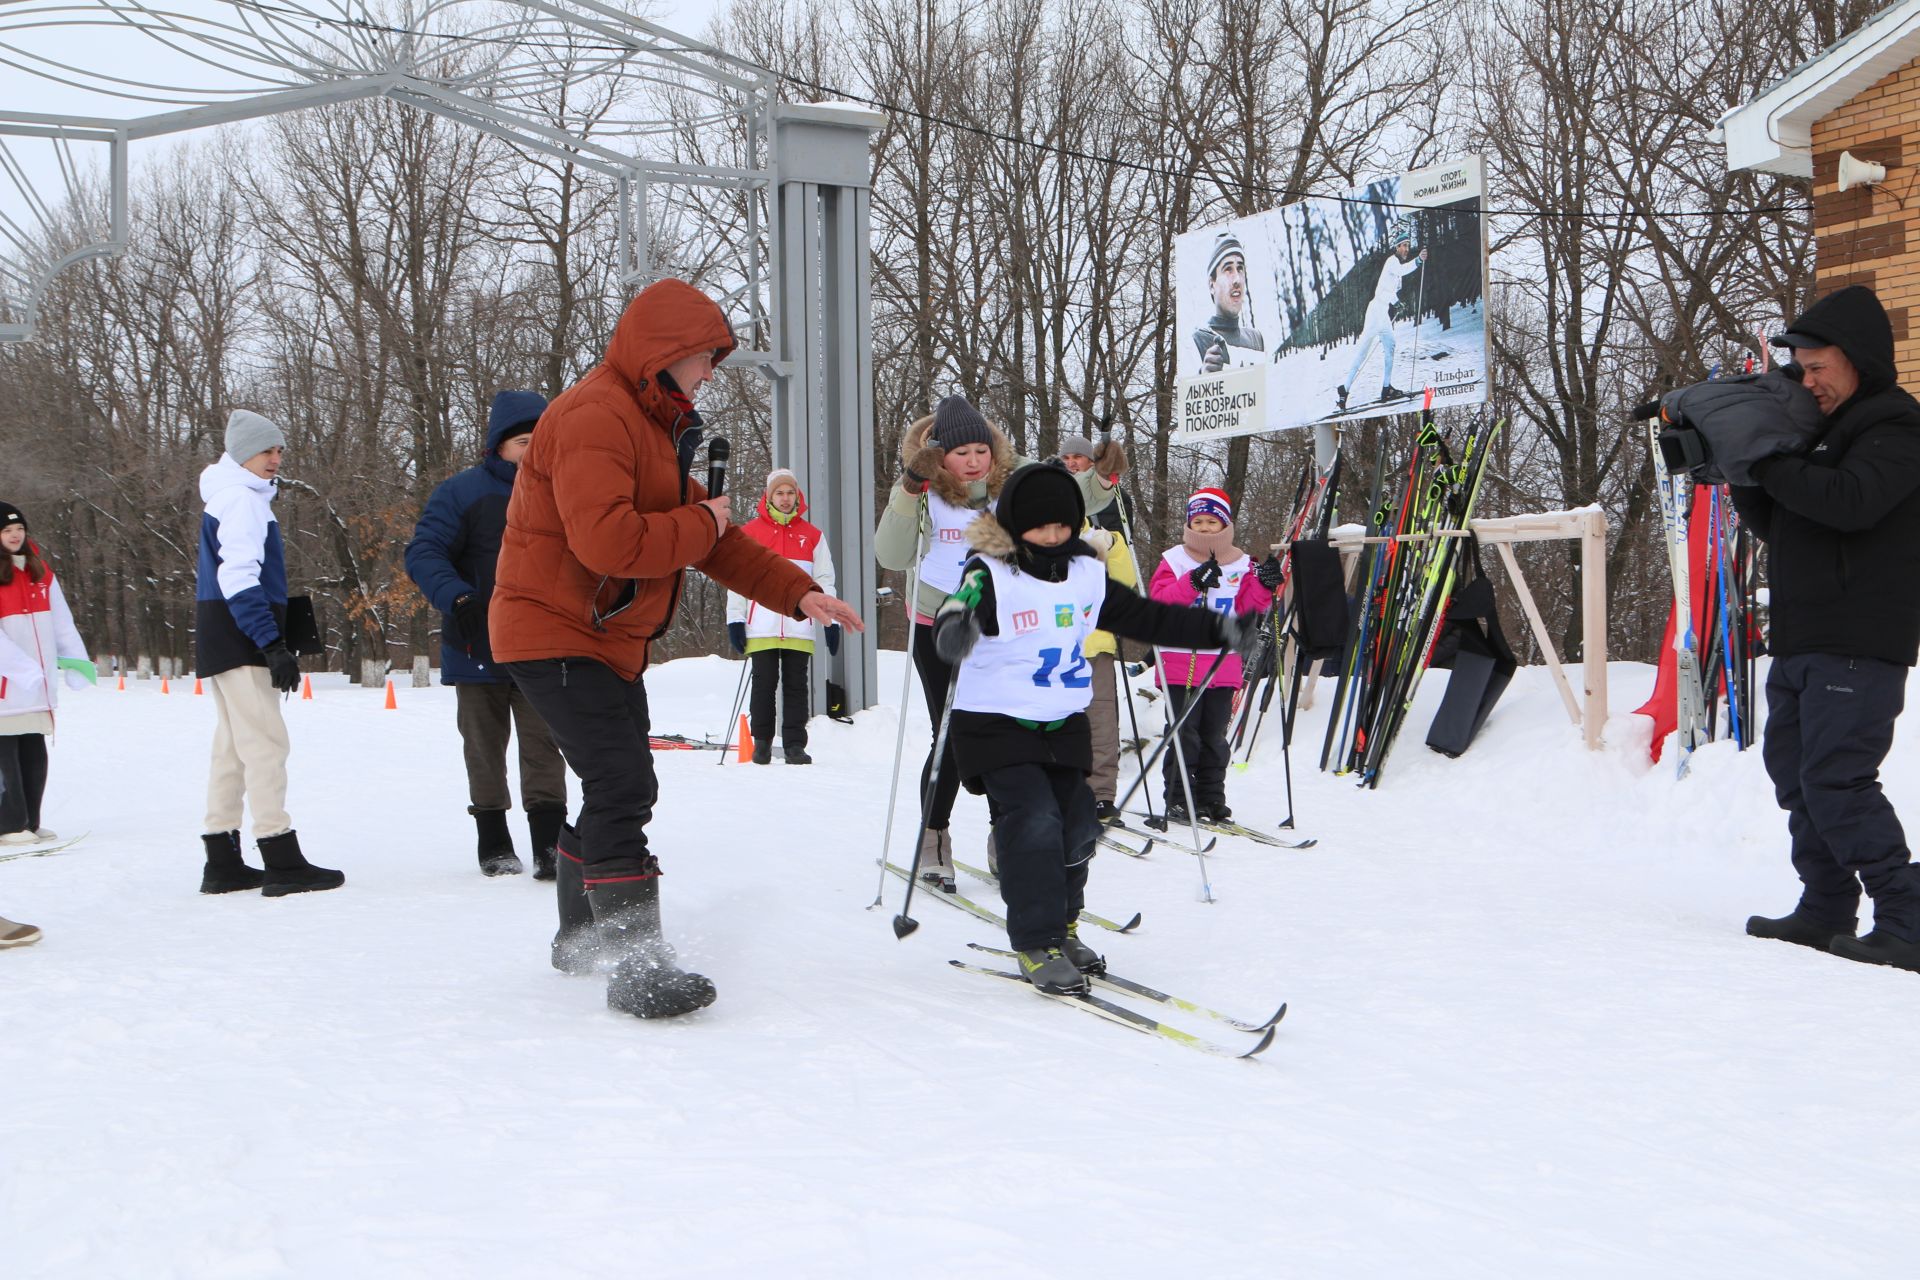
[527,807,565,882]
[473,808,522,877]
[1746,909,1857,952]
[199,830,264,895]
[1830,929,1920,972]
[587,877,716,1019]
[751,740,772,765]
[258,830,345,897]
[784,745,812,765]
[550,823,598,975]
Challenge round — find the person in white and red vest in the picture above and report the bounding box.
[726,469,838,765]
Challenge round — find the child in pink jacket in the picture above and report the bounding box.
[1148,488,1279,824]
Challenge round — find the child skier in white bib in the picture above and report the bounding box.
[932,463,1259,994]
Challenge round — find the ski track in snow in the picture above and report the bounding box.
[3,653,1915,1276]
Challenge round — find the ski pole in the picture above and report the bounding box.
[717,654,751,767]
[1104,470,1160,824]
[869,535,928,909]
[893,666,960,939]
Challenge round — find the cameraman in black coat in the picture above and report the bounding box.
[1732,285,1920,972]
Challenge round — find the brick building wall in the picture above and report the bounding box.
[1811,54,1919,383]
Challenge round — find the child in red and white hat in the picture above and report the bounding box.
[1146,487,1280,825]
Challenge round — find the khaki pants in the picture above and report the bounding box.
[205,665,292,839]
[1087,653,1121,804]
[455,682,568,813]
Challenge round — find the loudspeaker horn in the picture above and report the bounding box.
[1838,150,1888,192]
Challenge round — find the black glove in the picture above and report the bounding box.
[933,600,982,665]
[727,621,746,653]
[262,641,302,694]
[1216,613,1264,662]
[1189,554,1223,592]
[451,592,488,654]
[1255,553,1284,590]
[825,624,841,657]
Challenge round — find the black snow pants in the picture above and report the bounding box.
[980,761,1101,952]
[1763,653,1920,938]
[505,659,659,884]
[0,733,49,835]
[750,648,811,750]
[1162,684,1234,812]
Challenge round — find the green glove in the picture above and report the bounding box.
[57,657,98,686]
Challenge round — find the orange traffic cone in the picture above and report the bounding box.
[384,678,398,710]
[193,677,203,695]
[301,674,313,700]
[736,714,753,764]
[116,671,125,691]
[160,676,170,695]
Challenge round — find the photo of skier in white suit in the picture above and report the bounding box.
[1335,219,1427,412]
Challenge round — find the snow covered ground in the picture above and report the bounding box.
[5,652,1918,1276]
[1271,301,1489,423]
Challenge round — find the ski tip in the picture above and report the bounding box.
[892,914,919,940]
[1240,1022,1278,1059]
[1117,912,1143,934]
[1261,1002,1289,1032]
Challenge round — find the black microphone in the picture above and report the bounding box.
[706,436,730,499]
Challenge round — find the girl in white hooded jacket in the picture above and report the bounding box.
[0,500,94,843]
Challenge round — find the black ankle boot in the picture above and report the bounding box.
[550,824,599,974]
[586,876,716,1019]
[527,807,564,882]
[1746,908,1857,951]
[258,830,345,897]
[472,808,522,877]
[199,830,264,894]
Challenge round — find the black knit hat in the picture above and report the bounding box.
[997,462,1084,541]
[0,500,24,531]
[931,395,992,451]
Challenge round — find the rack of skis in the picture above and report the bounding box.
[1217,410,1507,792]
[1644,420,1761,775]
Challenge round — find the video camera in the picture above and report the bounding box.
[1626,368,1821,486]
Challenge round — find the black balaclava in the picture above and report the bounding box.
[996,462,1088,581]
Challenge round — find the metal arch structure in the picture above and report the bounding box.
[0,0,884,711]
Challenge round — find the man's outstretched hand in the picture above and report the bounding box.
[798,591,866,632]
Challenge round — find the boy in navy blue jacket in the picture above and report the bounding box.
[406,391,569,879]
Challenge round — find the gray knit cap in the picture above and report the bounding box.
[931,395,992,450]
[1059,433,1096,461]
[1208,231,1246,279]
[225,409,287,465]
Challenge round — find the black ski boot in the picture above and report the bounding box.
[1380,383,1407,401]
[588,876,716,1019]
[1016,946,1090,995]
[258,830,345,897]
[473,807,523,877]
[527,807,565,882]
[1334,384,1349,411]
[199,829,264,894]
[550,823,599,974]
[751,740,773,765]
[1146,802,1192,833]
[784,744,812,765]
[1201,802,1232,824]
[1746,909,1856,952]
[1829,929,1920,972]
[1093,800,1120,825]
[1060,921,1105,975]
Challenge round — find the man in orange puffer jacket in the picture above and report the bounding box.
[494,278,864,1020]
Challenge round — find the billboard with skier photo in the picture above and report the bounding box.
[1170,156,1489,445]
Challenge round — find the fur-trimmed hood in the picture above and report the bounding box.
[902,410,1017,506]
[961,511,1100,568]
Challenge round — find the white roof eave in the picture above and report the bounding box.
[1719,0,1920,178]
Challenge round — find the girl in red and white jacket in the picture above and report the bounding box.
[1147,487,1279,825]
[725,469,838,764]
[0,501,95,843]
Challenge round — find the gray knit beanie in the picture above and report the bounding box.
[1059,433,1096,461]
[225,409,287,465]
[930,395,992,451]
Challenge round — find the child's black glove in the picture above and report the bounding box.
[1255,554,1284,590]
[1188,554,1222,592]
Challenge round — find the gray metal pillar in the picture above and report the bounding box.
[770,102,885,713]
